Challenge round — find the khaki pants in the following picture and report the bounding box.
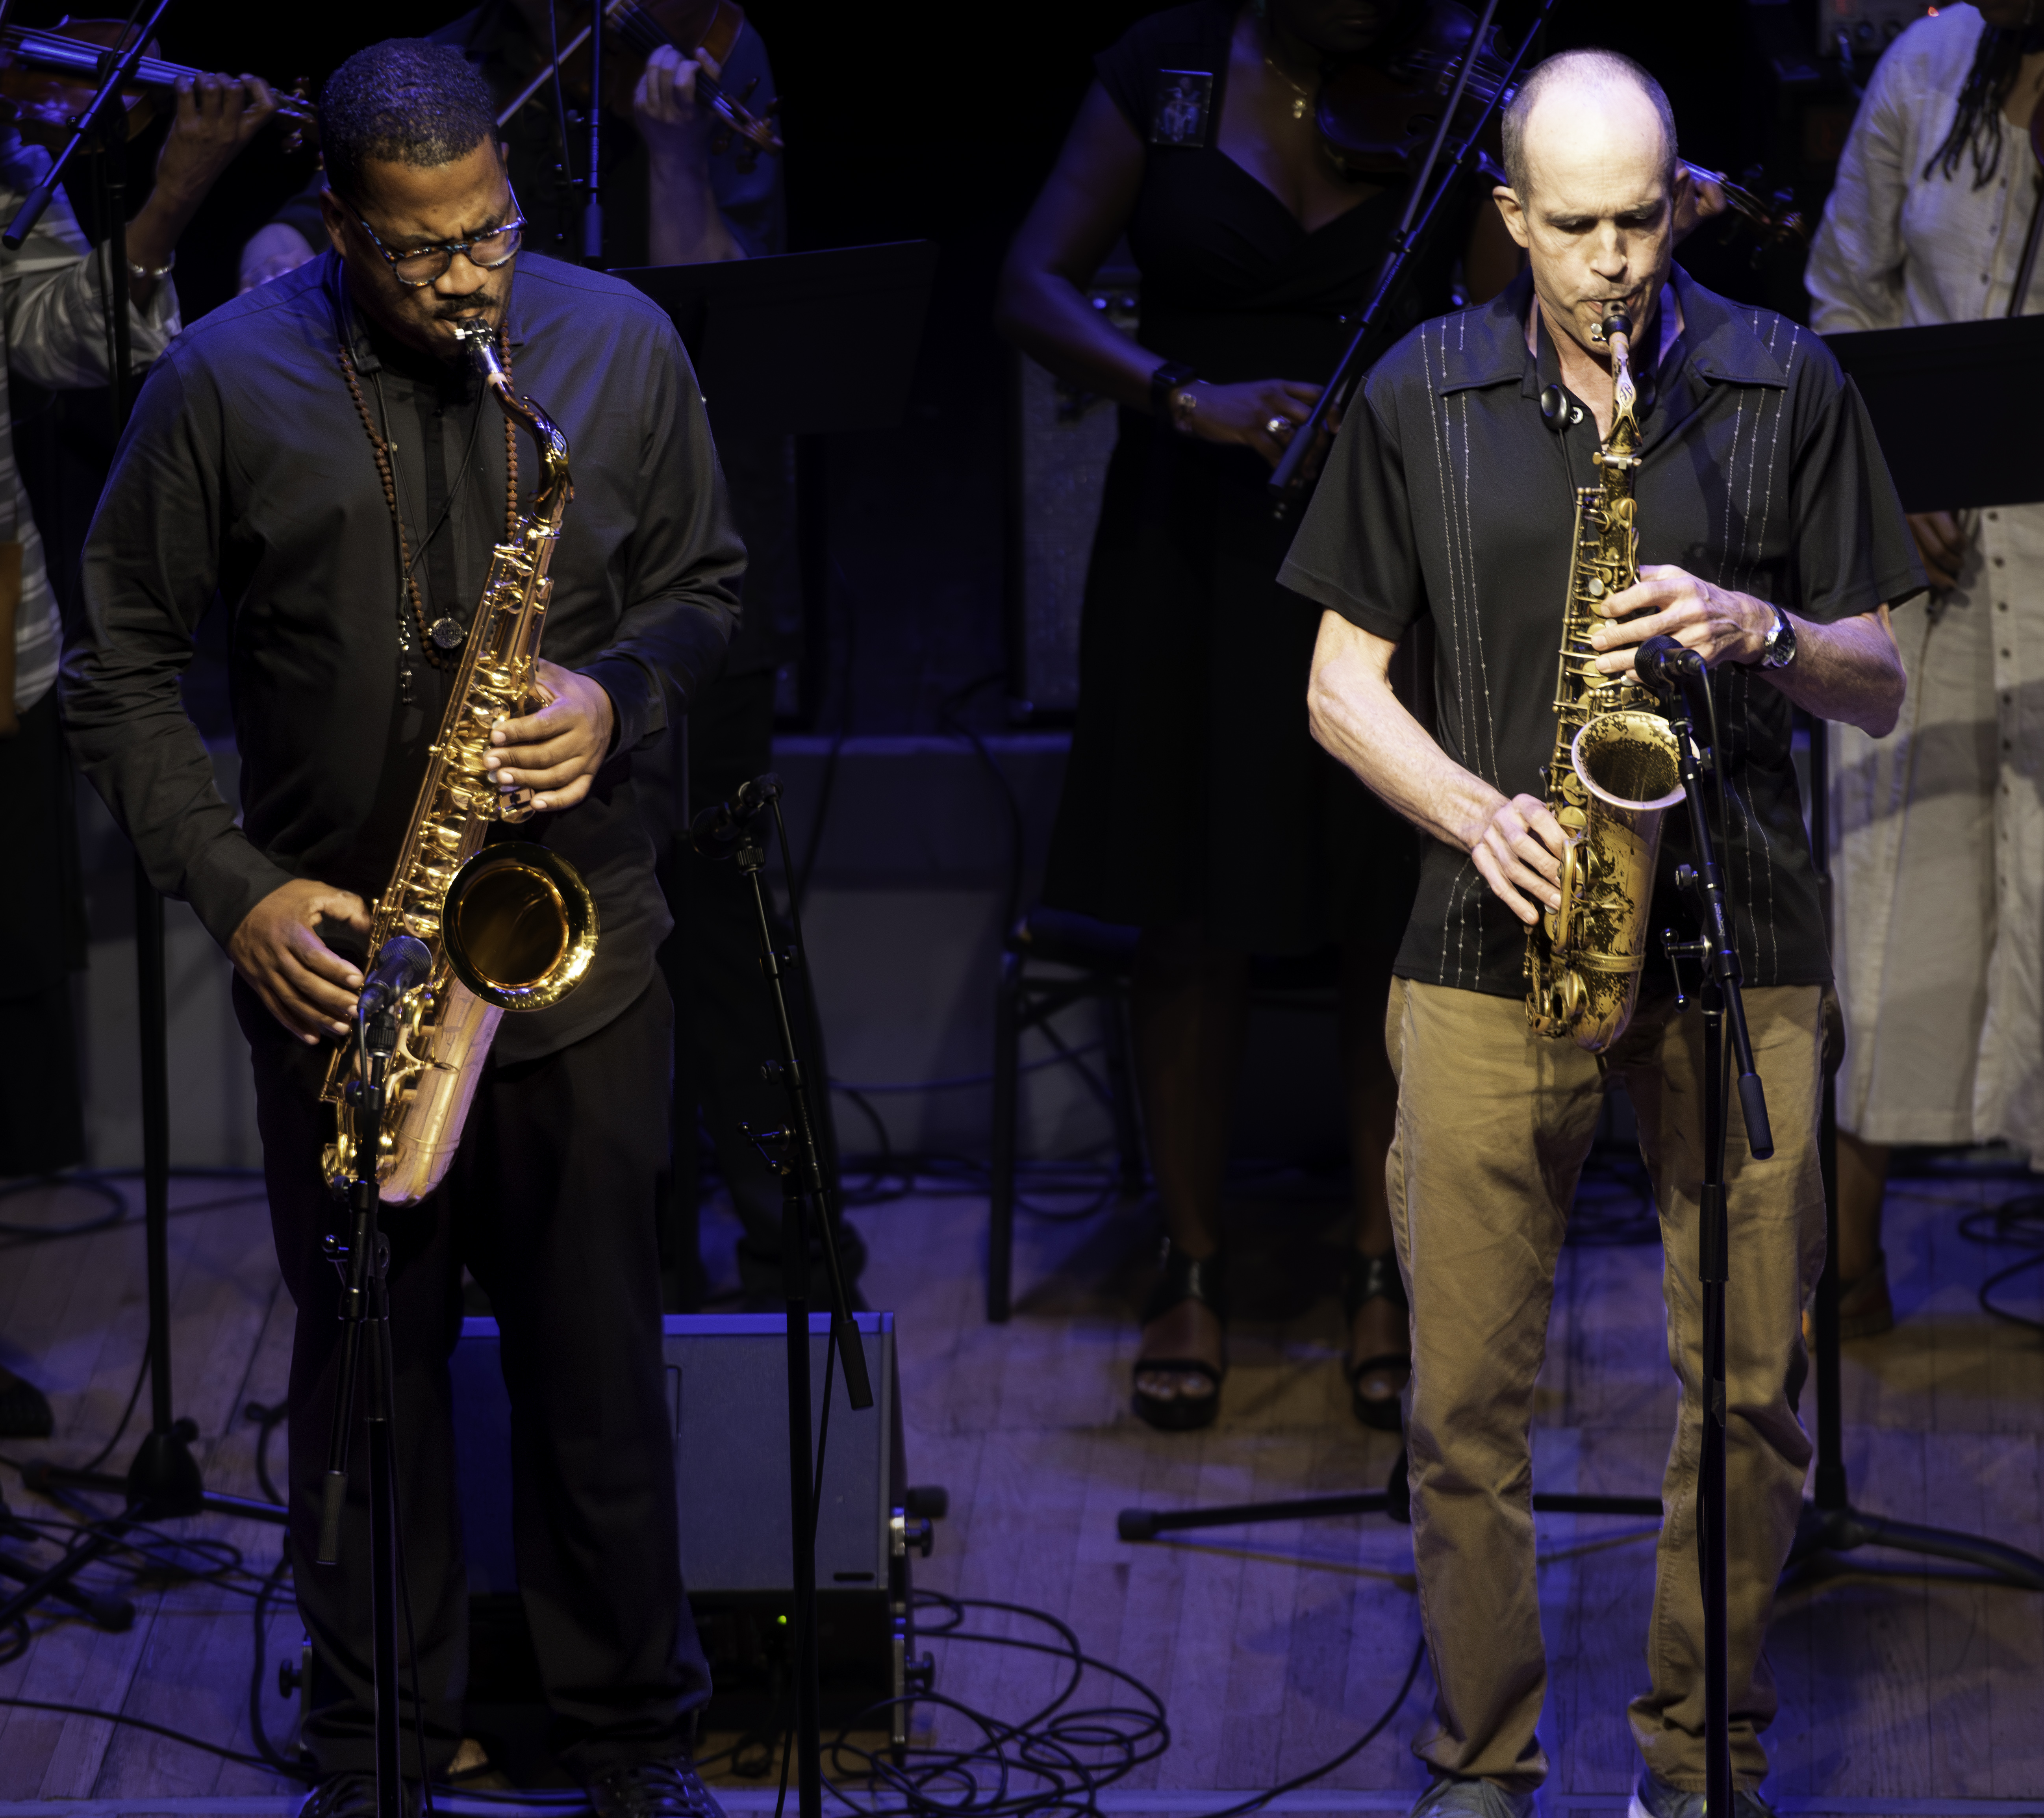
[1384,978,1829,1794]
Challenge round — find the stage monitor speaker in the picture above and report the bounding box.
[1008,277,1138,722]
[450,1311,940,1745]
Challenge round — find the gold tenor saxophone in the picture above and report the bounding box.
[1524,306,1685,1053]
[321,321,599,1202]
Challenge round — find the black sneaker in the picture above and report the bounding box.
[582,1756,727,1818]
[295,1774,410,1818]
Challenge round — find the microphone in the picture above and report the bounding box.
[691,772,782,858]
[358,934,433,1017]
[1636,634,1705,705]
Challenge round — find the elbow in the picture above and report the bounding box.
[1848,656,1907,739]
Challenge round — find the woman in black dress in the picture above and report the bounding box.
[995,0,1518,1430]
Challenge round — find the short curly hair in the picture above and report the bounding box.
[319,39,498,203]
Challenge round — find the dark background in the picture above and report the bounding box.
[9,0,1859,738]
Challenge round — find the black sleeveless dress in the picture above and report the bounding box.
[1042,0,1460,955]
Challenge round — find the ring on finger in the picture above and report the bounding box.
[1265,415,1294,439]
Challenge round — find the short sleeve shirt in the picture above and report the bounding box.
[1278,267,1925,998]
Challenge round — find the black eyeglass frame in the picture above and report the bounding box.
[348,189,528,289]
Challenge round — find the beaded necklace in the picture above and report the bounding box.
[338,331,520,677]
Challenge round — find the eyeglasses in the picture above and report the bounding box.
[351,193,526,288]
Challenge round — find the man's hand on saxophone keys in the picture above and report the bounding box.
[1587,564,1775,681]
[1470,791,1571,927]
[485,659,618,812]
[228,879,374,1044]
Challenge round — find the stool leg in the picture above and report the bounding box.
[1102,984,1145,1199]
[989,952,1022,1321]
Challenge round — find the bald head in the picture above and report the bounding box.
[1501,50,1677,204]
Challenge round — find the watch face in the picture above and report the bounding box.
[1768,612,1796,668]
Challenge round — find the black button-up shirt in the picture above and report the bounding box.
[63,251,743,1060]
[1280,267,1924,999]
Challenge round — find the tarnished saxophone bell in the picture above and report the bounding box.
[321,321,599,1203]
[1524,306,1685,1053]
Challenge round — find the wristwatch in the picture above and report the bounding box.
[1759,602,1798,669]
[1150,360,1197,431]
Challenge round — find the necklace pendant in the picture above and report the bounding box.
[429,617,466,650]
[1292,96,1307,120]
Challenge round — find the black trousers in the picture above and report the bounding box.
[239,973,712,1778]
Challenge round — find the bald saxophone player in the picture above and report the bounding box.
[1278,49,1918,1818]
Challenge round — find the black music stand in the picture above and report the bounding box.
[1827,315,2044,514]
[1780,321,2044,1592]
[619,248,934,1818]
[615,241,939,439]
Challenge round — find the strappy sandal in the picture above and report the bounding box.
[1343,1251,1410,1433]
[1132,1241,1227,1432]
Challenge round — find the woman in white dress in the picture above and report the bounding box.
[1806,1,2044,1335]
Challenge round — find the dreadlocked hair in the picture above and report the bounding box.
[1924,23,2027,189]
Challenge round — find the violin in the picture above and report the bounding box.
[0,19,315,150]
[1311,2,1804,254]
[497,0,781,171]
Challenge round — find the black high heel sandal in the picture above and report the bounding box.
[1132,1242,1227,1433]
[1343,1251,1410,1433]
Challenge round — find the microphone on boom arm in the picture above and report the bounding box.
[691,773,782,860]
[1636,634,1707,710]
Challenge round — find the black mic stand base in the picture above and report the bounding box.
[1789,1500,2044,1590]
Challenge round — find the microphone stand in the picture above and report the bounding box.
[1647,647,1773,1816]
[1791,719,2044,1586]
[583,3,603,265]
[315,975,410,1818]
[1267,0,1553,516]
[0,0,284,1654]
[692,774,871,1818]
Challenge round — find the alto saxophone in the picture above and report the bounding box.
[1524,306,1685,1053]
[321,321,599,1202]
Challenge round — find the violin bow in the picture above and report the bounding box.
[1269,0,1559,513]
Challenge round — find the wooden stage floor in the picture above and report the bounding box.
[2,1158,2042,1816]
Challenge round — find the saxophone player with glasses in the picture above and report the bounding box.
[61,39,741,1818]
[1281,52,1916,1818]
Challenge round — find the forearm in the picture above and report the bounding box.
[124,179,204,311]
[1760,604,1905,736]
[1306,613,1503,852]
[647,155,743,265]
[993,263,1161,410]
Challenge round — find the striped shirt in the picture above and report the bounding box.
[0,130,179,715]
[1279,266,1923,997]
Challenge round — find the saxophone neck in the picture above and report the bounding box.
[1597,306,1641,457]
[458,320,572,524]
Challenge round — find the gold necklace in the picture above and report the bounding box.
[1263,52,1313,121]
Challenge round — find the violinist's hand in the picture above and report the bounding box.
[128,74,277,308]
[155,73,279,206]
[1672,165,1730,243]
[634,41,718,172]
[1171,378,1338,471]
[1907,510,1968,591]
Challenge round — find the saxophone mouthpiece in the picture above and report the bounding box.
[1597,306,1632,348]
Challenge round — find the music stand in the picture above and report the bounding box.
[619,247,936,1818]
[1827,315,2044,513]
[615,241,939,439]
[1782,321,2044,1592]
